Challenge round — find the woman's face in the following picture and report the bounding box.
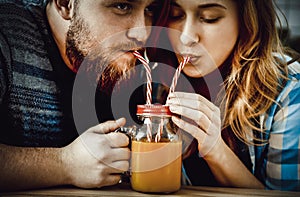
[167,0,239,78]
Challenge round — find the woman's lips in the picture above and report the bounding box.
[179,53,200,64]
[190,56,200,63]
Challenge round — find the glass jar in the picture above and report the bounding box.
[130,104,182,193]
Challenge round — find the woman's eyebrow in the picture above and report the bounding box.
[198,3,227,10]
[170,1,227,10]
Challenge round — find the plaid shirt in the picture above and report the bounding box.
[251,56,300,191]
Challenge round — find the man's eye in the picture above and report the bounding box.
[145,5,155,17]
[112,3,132,15]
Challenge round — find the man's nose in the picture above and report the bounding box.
[126,17,150,44]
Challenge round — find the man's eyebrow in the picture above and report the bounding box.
[102,0,141,3]
[103,0,154,4]
[116,0,152,2]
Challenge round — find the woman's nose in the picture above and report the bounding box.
[180,19,199,46]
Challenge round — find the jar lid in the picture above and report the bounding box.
[136,104,172,117]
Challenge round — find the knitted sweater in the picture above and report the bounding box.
[0,0,78,147]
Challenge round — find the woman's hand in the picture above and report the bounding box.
[167,92,264,188]
[167,92,222,157]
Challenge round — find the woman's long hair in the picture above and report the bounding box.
[223,0,290,145]
[150,0,294,146]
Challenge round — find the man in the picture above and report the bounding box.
[0,0,167,191]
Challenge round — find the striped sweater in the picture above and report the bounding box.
[0,0,78,147]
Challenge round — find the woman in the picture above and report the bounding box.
[161,0,300,191]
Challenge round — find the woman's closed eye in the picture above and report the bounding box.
[169,6,185,20]
[200,16,222,24]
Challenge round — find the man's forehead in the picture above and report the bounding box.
[102,0,155,3]
[102,0,151,3]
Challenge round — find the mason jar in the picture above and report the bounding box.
[130,104,182,193]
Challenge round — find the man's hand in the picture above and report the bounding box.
[0,118,130,191]
[62,118,130,188]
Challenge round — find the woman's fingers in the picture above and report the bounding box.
[168,93,216,120]
[171,116,207,145]
[169,104,211,131]
[168,92,222,157]
[168,92,216,112]
[172,116,221,157]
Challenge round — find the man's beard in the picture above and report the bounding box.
[65,13,141,94]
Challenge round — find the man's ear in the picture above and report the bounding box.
[54,0,75,20]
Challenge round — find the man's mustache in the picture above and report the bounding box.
[88,41,145,61]
[77,41,141,85]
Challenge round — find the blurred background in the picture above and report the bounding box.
[275,0,300,53]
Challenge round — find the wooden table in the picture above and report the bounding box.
[1,183,299,197]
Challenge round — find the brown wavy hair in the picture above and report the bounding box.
[149,0,297,145]
[222,0,291,145]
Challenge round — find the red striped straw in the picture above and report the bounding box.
[145,118,152,142]
[167,56,191,100]
[154,118,164,143]
[133,51,153,142]
[133,51,152,105]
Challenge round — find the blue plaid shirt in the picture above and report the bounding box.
[251,56,300,191]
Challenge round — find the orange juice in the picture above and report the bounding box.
[131,140,182,193]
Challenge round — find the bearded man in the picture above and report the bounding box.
[0,0,169,191]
